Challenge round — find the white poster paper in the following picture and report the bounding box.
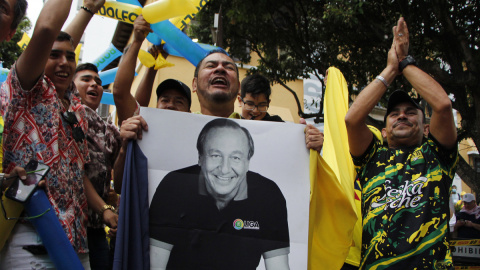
[138,108,310,269]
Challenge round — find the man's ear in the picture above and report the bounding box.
[237,95,243,106]
[192,77,197,93]
[381,128,387,139]
[423,124,430,137]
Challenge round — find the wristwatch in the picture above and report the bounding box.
[399,55,417,72]
[100,204,116,216]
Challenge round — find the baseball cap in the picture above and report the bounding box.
[463,193,476,203]
[384,90,425,123]
[156,79,192,108]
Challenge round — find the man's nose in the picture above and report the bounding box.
[220,157,231,174]
[213,64,227,74]
[91,80,100,88]
[58,55,68,65]
[167,100,177,111]
[397,111,408,119]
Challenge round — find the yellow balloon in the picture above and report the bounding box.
[138,49,156,68]
[95,0,142,24]
[17,32,30,50]
[142,0,197,24]
[154,54,174,70]
[170,0,210,30]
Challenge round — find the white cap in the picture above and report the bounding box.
[463,193,476,203]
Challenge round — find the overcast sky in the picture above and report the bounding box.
[26,0,117,63]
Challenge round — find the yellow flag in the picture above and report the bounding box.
[308,152,356,269]
[308,67,358,269]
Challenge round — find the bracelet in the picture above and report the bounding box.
[100,204,116,217]
[80,5,95,16]
[375,75,389,87]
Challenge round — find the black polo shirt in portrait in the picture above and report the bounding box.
[149,165,289,270]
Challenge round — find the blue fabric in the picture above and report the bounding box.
[113,141,150,270]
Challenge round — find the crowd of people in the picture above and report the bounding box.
[0,0,477,269]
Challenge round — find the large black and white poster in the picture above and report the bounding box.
[138,108,310,269]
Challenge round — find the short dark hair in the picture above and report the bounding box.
[56,31,74,47]
[11,0,27,30]
[240,74,271,99]
[197,118,254,160]
[194,49,238,78]
[75,63,98,75]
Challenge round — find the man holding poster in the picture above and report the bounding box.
[149,118,290,269]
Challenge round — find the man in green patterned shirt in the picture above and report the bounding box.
[345,17,458,270]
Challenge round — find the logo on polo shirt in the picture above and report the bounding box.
[233,219,260,230]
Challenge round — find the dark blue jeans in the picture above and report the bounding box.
[87,227,110,270]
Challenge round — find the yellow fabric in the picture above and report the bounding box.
[308,151,356,269]
[322,67,357,210]
[308,66,358,269]
[345,195,362,267]
[344,127,381,267]
[0,195,23,251]
[0,117,23,251]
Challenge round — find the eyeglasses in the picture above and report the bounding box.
[241,98,269,112]
[62,111,85,143]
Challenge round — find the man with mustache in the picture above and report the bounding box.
[345,17,458,269]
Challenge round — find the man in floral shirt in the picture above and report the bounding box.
[0,0,107,268]
[74,62,121,269]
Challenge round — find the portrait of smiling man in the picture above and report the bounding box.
[149,118,290,270]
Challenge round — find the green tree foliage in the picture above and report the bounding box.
[192,0,480,193]
[0,17,31,69]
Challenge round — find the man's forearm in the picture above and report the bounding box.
[345,65,397,156]
[402,65,457,148]
[113,40,143,125]
[135,67,158,107]
[16,0,73,90]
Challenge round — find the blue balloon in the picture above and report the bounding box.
[164,43,227,59]
[101,92,115,106]
[116,0,142,7]
[92,43,123,71]
[150,20,207,66]
[146,32,162,46]
[24,189,83,270]
[99,67,119,86]
[99,67,138,86]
